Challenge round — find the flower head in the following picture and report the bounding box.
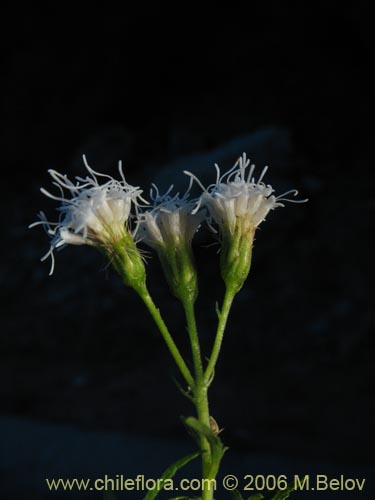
[137,184,205,302]
[185,153,304,235]
[30,156,145,276]
[138,184,205,250]
[185,153,306,292]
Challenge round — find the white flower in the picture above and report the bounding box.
[30,156,145,275]
[138,184,205,250]
[185,152,306,235]
[184,153,307,292]
[137,184,205,302]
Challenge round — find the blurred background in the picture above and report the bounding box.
[1,6,374,499]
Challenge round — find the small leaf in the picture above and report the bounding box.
[231,490,244,499]
[143,452,200,500]
[182,416,228,480]
[168,497,199,500]
[183,417,224,448]
[247,494,264,500]
[181,416,202,448]
[173,377,194,403]
[269,484,294,500]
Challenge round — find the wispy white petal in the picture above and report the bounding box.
[138,185,205,250]
[30,156,143,274]
[186,152,306,235]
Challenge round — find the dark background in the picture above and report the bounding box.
[1,6,374,499]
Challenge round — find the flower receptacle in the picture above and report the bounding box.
[220,215,254,294]
[109,231,147,296]
[158,242,198,304]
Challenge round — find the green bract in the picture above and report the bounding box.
[220,214,254,294]
[158,240,198,303]
[109,231,147,295]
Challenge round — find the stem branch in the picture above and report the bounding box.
[140,291,194,389]
[182,298,213,499]
[204,286,236,384]
[183,299,204,380]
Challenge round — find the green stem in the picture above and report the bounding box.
[140,290,194,389]
[194,382,213,500]
[182,298,214,500]
[183,299,204,379]
[192,286,237,499]
[204,286,236,384]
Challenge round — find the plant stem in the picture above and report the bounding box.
[204,286,236,384]
[192,286,237,499]
[194,381,213,500]
[182,298,214,500]
[183,299,204,379]
[140,290,194,389]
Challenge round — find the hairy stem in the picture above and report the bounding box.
[183,299,204,380]
[204,286,236,384]
[195,382,213,500]
[182,298,214,499]
[140,290,194,389]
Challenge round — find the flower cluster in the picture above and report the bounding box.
[31,154,305,294]
[30,152,307,500]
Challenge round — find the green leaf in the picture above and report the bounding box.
[181,417,202,448]
[173,377,194,403]
[168,497,199,500]
[247,494,264,500]
[231,490,244,499]
[182,416,228,481]
[269,484,294,500]
[183,417,227,458]
[143,452,200,500]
